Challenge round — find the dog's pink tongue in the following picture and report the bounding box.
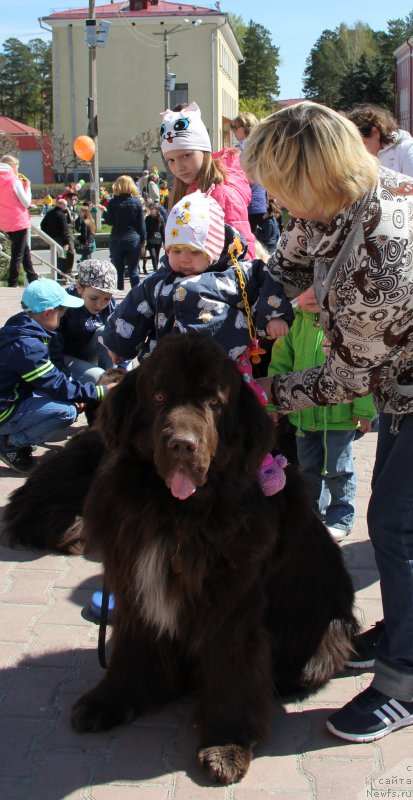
[170,470,196,500]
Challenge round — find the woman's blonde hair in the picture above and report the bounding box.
[1,154,19,168]
[242,101,378,218]
[231,111,259,136]
[112,175,139,196]
[168,152,226,208]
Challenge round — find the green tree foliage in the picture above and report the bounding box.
[303,22,379,107]
[303,14,413,110]
[239,21,280,105]
[238,96,275,119]
[0,38,52,131]
[227,13,247,47]
[338,54,393,109]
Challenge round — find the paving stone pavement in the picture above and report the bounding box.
[0,286,412,800]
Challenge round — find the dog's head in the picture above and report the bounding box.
[98,333,276,500]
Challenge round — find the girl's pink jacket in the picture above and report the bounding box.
[188,148,255,258]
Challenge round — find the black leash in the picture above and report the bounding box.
[97,578,110,669]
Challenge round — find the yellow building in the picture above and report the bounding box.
[42,0,242,176]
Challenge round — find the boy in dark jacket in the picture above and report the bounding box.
[0,279,113,474]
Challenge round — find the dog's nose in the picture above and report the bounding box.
[168,435,197,456]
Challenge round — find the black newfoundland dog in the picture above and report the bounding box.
[4,333,357,784]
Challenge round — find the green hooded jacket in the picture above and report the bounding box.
[268,308,377,432]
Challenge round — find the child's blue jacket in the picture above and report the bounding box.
[0,312,106,425]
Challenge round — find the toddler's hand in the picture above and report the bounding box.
[266,318,289,339]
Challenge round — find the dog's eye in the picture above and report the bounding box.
[154,391,166,404]
[209,397,220,407]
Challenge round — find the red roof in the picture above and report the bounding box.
[0,116,41,135]
[277,99,304,107]
[43,1,215,22]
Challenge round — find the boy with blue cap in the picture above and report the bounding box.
[0,279,114,474]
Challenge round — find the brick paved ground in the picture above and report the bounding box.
[0,286,412,800]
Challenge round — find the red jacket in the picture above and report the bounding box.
[188,148,255,258]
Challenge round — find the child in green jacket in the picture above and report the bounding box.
[268,286,377,541]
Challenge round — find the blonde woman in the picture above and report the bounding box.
[102,175,146,289]
[0,154,38,287]
[230,112,268,233]
[243,101,413,744]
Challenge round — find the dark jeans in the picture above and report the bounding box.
[369,412,413,701]
[54,235,75,276]
[6,228,38,287]
[147,243,162,271]
[109,237,140,290]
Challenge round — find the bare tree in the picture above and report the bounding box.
[0,133,20,159]
[123,129,160,171]
[36,132,83,183]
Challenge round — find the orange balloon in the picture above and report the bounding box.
[73,135,95,162]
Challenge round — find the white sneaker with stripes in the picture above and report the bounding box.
[326,686,413,742]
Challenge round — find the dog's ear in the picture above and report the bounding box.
[96,369,142,450]
[237,379,277,474]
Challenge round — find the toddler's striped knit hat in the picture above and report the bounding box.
[165,189,225,265]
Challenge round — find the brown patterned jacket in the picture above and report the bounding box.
[268,167,413,415]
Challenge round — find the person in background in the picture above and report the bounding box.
[268,285,376,541]
[40,198,75,282]
[137,169,150,199]
[255,199,281,254]
[230,111,268,235]
[41,193,54,216]
[0,154,38,287]
[144,203,165,272]
[147,172,161,203]
[243,100,413,744]
[347,104,413,176]
[75,203,96,261]
[50,258,117,383]
[0,279,113,474]
[161,101,255,258]
[102,174,146,290]
[159,179,169,210]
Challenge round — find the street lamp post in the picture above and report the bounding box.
[153,20,202,109]
[87,0,100,225]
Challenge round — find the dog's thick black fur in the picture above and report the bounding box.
[4,333,357,784]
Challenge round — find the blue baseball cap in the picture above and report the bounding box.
[21,279,84,313]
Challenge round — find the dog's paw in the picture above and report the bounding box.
[198,743,252,784]
[71,696,125,733]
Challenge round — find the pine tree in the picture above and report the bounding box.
[239,21,280,104]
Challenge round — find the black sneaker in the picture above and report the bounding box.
[345,619,385,668]
[0,440,34,474]
[326,686,413,742]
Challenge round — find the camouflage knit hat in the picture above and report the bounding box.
[77,259,117,292]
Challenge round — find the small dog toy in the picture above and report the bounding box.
[258,453,287,496]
